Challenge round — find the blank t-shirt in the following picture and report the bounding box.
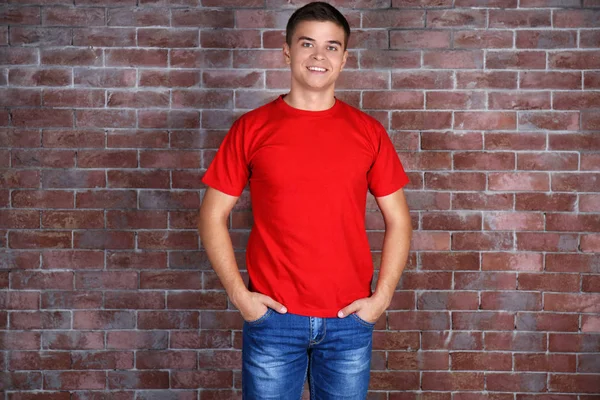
[202,95,409,317]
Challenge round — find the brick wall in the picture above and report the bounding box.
[1,0,599,398]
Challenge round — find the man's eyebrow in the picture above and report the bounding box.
[297,36,342,46]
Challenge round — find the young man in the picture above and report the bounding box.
[198,2,412,398]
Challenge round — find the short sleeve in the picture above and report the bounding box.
[201,118,249,197]
[367,124,410,197]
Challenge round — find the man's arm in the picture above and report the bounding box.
[337,188,412,322]
[198,187,287,322]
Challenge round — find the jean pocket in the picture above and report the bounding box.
[350,313,376,328]
[245,308,274,326]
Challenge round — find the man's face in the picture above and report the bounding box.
[283,20,348,93]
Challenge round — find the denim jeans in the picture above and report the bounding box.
[242,308,375,400]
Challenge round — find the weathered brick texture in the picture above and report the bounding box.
[0,0,599,397]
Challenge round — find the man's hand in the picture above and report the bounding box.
[337,294,391,324]
[232,289,287,323]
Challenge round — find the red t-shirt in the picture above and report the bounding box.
[202,95,409,317]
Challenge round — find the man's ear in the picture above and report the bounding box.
[340,49,348,71]
[283,43,291,65]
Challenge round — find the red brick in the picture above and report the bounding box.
[41,48,102,66]
[10,68,71,86]
[167,292,227,310]
[0,210,39,229]
[393,72,453,90]
[0,331,41,350]
[453,232,513,251]
[486,373,547,392]
[8,351,71,371]
[547,254,599,273]
[456,111,517,130]
[390,31,451,49]
[363,91,424,110]
[487,51,546,69]
[368,371,420,390]
[583,275,600,292]
[552,173,600,192]
[171,370,233,389]
[423,50,484,69]
[520,71,581,90]
[73,231,134,250]
[41,210,103,230]
[0,129,40,148]
[580,194,600,212]
[140,271,201,290]
[43,7,104,26]
[75,271,137,290]
[170,330,231,349]
[107,90,170,108]
[105,292,165,310]
[485,132,546,150]
[518,153,578,171]
[549,333,600,352]
[581,234,600,252]
[549,374,600,393]
[138,231,198,250]
[546,214,600,232]
[73,28,136,47]
[404,191,450,211]
[489,91,551,110]
[455,272,517,291]
[76,190,137,209]
[452,352,512,371]
[138,28,198,48]
[457,71,517,89]
[138,311,199,330]
[141,110,199,128]
[421,252,479,271]
[453,193,514,210]
[0,251,40,271]
[388,351,449,370]
[418,292,478,310]
[172,9,234,27]
[388,311,450,331]
[42,291,103,309]
[421,212,480,231]
[454,30,513,49]
[425,172,485,190]
[107,371,169,389]
[453,311,515,330]
[73,310,135,329]
[545,293,600,313]
[0,6,41,25]
[201,30,260,49]
[554,10,600,28]
[482,291,541,311]
[76,110,136,129]
[581,316,600,334]
[585,71,600,89]
[138,191,199,210]
[516,193,576,212]
[422,372,484,390]
[348,30,389,49]
[409,232,450,251]
[399,272,451,290]
[12,108,73,128]
[427,10,486,28]
[9,232,71,250]
[137,350,197,370]
[422,331,482,352]
[485,332,546,351]
[516,312,579,332]
[106,49,168,67]
[107,7,169,27]
[515,354,576,372]
[517,31,576,49]
[489,172,549,191]
[71,351,134,370]
[43,89,104,108]
[427,91,486,110]
[10,311,71,330]
[582,112,600,131]
[421,131,482,150]
[454,152,514,170]
[12,190,73,209]
[74,68,136,88]
[550,51,600,70]
[42,331,103,350]
[0,48,38,65]
[106,331,168,350]
[172,90,232,109]
[363,10,424,28]
[482,252,543,271]
[107,169,169,189]
[337,71,391,90]
[490,10,551,27]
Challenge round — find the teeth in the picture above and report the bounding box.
[308,67,326,72]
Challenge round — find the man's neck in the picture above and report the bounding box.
[283,88,336,111]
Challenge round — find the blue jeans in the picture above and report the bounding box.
[242,308,375,400]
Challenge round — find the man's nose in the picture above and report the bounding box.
[312,50,325,60]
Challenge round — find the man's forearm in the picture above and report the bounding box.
[198,218,248,305]
[372,221,412,306]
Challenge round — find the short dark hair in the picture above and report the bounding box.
[286,2,351,49]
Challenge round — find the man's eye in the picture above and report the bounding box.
[302,42,312,47]
[328,46,338,51]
